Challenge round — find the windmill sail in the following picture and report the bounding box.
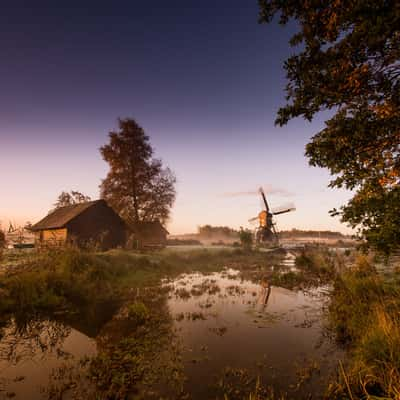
[273,207,296,215]
[247,187,296,246]
[259,187,270,213]
[271,202,296,215]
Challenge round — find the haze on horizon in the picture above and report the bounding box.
[0,0,353,235]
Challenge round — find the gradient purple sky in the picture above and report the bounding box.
[0,1,353,234]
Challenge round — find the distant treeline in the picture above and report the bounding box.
[197,226,347,239]
[278,229,348,239]
[197,225,239,238]
[171,226,350,242]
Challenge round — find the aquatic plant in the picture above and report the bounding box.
[216,369,286,400]
[127,301,149,325]
[175,287,191,299]
[187,311,206,321]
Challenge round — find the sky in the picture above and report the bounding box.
[0,0,353,234]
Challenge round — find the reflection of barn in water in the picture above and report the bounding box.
[30,200,126,250]
[62,300,121,338]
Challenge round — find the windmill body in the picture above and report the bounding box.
[249,188,295,246]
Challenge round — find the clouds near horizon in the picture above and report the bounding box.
[220,184,295,199]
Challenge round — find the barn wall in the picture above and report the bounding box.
[36,228,67,246]
[66,201,126,249]
[129,224,168,249]
[138,231,167,246]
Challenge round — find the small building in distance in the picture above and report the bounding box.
[30,200,126,250]
[129,220,169,249]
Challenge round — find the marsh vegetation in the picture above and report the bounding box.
[0,246,398,399]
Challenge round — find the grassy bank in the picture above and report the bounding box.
[0,246,352,399]
[0,247,285,322]
[0,246,347,324]
[328,255,400,399]
[0,248,278,398]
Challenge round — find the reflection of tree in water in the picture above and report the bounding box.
[91,286,186,399]
[0,318,71,364]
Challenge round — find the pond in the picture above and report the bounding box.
[0,300,120,400]
[0,320,95,400]
[166,269,342,399]
[0,255,342,399]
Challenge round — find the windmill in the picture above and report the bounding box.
[248,187,295,245]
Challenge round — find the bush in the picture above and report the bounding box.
[295,248,336,278]
[0,248,138,317]
[239,228,253,250]
[127,302,149,325]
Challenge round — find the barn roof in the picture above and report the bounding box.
[132,220,169,235]
[30,200,104,231]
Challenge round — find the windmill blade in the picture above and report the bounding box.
[259,187,270,213]
[273,207,296,216]
[271,202,296,214]
[248,216,259,223]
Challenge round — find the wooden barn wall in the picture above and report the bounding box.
[66,203,126,249]
[35,228,67,246]
[137,230,167,245]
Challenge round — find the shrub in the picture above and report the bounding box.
[127,301,149,325]
[239,228,253,250]
[295,248,336,278]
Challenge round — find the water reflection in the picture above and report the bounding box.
[0,266,342,399]
[258,278,272,309]
[167,269,342,399]
[0,300,119,400]
[0,318,96,400]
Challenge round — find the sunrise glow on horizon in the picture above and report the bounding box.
[0,1,354,235]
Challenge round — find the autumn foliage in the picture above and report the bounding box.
[259,0,400,253]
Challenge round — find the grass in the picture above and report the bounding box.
[295,247,340,278]
[0,246,285,327]
[0,249,135,319]
[0,245,346,322]
[127,301,150,324]
[216,371,286,400]
[327,254,400,399]
[0,245,358,399]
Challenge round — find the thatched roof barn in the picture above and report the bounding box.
[30,200,126,249]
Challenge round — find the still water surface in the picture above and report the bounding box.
[0,262,342,399]
[167,269,341,398]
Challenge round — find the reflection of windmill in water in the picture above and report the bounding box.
[248,187,295,246]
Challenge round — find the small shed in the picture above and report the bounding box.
[30,200,126,249]
[130,220,169,249]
